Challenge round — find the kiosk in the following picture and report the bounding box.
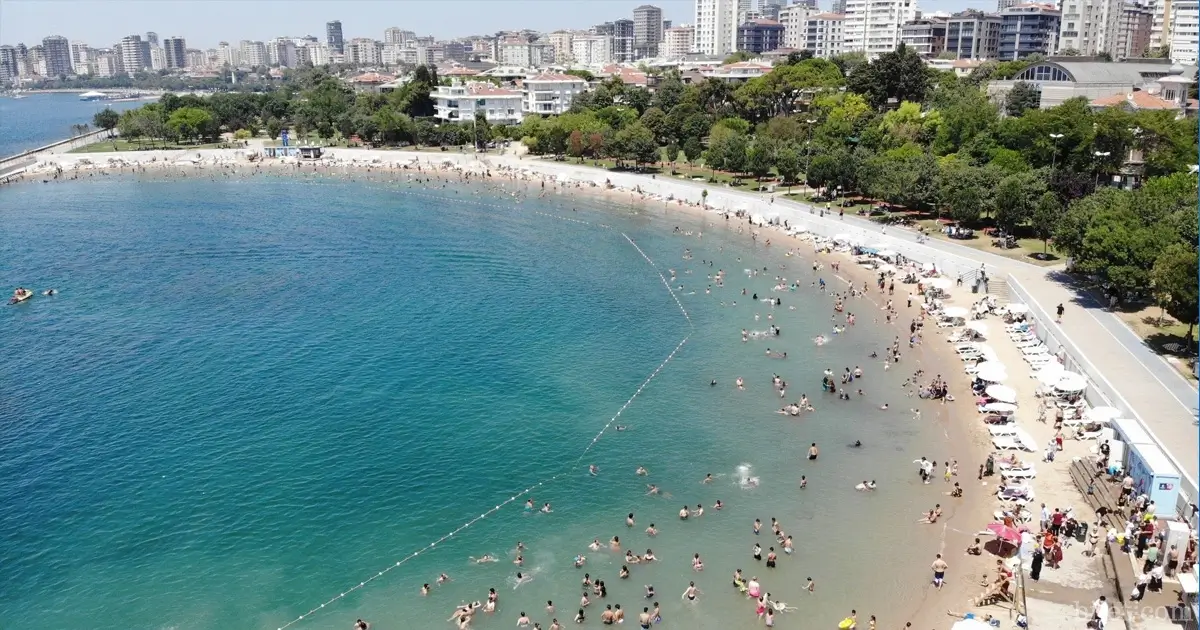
[1125,442,1181,517]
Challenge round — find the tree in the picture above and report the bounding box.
[640,107,669,144]
[1030,191,1062,253]
[1151,243,1199,345]
[266,117,284,140]
[682,136,703,166]
[846,43,930,109]
[665,141,682,169]
[721,133,749,179]
[93,108,120,136]
[233,128,252,140]
[746,139,774,180]
[774,145,801,187]
[1004,81,1041,117]
[166,107,218,143]
[567,130,585,159]
[615,123,658,167]
[993,170,1046,233]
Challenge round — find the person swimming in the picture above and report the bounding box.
[849,440,862,448]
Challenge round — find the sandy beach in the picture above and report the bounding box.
[3,146,1140,630]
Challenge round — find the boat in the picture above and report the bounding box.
[79,90,107,101]
[9,288,33,304]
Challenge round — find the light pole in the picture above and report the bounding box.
[1049,133,1063,179]
[1093,150,1111,189]
[803,118,816,194]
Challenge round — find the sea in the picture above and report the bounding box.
[0,93,143,158]
[0,173,959,630]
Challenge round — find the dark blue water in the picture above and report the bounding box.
[0,93,143,158]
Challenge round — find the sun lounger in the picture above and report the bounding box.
[1020,345,1050,356]
[1026,355,1054,367]
[996,486,1035,502]
[1001,466,1037,479]
[988,424,1019,436]
[992,435,1024,450]
[1011,338,1041,348]
[937,319,959,328]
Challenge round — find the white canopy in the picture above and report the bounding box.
[750,214,766,225]
[1055,372,1088,392]
[966,321,989,335]
[975,363,1008,383]
[942,306,969,318]
[1006,303,1030,314]
[1085,406,1123,422]
[951,620,995,630]
[877,263,898,274]
[1013,428,1038,451]
[983,402,1019,414]
[832,233,852,242]
[1033,364,1066,386]
[986,385,1019,403]
[928,277,954,290]
[877,249,897,258]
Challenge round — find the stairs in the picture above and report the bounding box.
[989,278,1013,305]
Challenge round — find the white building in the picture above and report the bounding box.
[216,41,238,66]
[268,39,298,67]
[700,60,773,81]
[522,73,589,115]
[842,0,919,56]
[664,25,697,57]
[634,4,666,58]
[434,81,525,125]
[383,27,415,46]
[1170,0,1198,63]
[1057,0,1121,56]
[547,31,576,63]
[302,43,332,66]
[780,4,821,48]
[802,13,847,57]
[240,40,268,67]
[93,50,118,77]
[347,38,382,65]
[694,0,739,55]
[150,45,167,70]
[571,34,614,65]
[69,40,89,67]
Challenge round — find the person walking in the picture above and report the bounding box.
[1055,303,1064,323]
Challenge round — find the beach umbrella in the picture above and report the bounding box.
[1055,372,1087,392]
[1085,406,1122,423]
[985,384,1018,403]
[966,321,989,335]
[1006,303,1030,314]
[832,233,851,242]
[943,306,969,318]
[877,249,897,258]
[951,620,993,630]
[975,364,1008,383]
[877,263,898,274]
[929,277,953,290]
[982,402,1018,414]
[1033,364,1065,386]
[986,521,1023,543]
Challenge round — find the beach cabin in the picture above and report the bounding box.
[299,146,323,159]
[1125,441,1181,517]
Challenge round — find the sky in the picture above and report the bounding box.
[1,0,994,49]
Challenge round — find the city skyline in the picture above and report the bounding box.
[1,0,997,48]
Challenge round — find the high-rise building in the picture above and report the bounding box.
[780,3,821,48]
[69,40,90,67]
[737,18,786,52]
[900,18,949,55]
[663,25,696,57]
[347,38,382,65]
[217,41,237,66]
[1057,0,1121,56]
[119,34,150,74]
[1114,2,1154,58]
[145,31,159,46]
[843,0,919,55]
[1168,0,1198,62]
[0,45,18,85]
[384,27,403,45]
[187,49,207,68]
[612,18,636,61]
[998,3,1061,60]
[547,31,576,63]
[831,0,848,15]
[572,34,614,64]
[41,35,72,77]
[944,10,1001,58]
[326,20,345,54]
[694,0,739,55]
[163,36,187,68]
[240,40,268,67]
[150,45,167,70]
[633,5,665,58]
[268,38,298,67]
[801,13,846,57]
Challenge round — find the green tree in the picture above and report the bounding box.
[846,43,930,109]
[682,136,704,166]
[1151,243,1199,344]
[746,139,775,180]
[616,123,659,167]
[266,117,284,140]
[774,145,801,186]
[93,108,120,136]
[993,170,1046,233]
[1030,191,1062,253]
[640,107,669,144]
[1004,81,1041,117]
[665,141,682,169]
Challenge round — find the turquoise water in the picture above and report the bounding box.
[0,175,957,630]
[0,93,143,158]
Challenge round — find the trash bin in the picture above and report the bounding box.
[1076,521,1089,543]
[972,280,980,294]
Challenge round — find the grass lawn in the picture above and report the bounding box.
[911,218,1064,267]
[784,193,872,214]
[69,139,225,153]
[1111,304,1198,381]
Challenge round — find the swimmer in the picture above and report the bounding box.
[645,523,658,536]
[880,403,889,410]
[807,443,819,460]
[589,539,602,551]
[702,473,714,484]
[541,502,553,513]
[636,466,649,476]
[850,440,862,448]
[682,581,701,602]
[627,512,636,527]
[471,554,498,564]
[646,484,660,496]
[437,573,451,585]
[422,583,431,596]
[679,506,689,520]
[590,464,599,476]
[714,499,723,510]
[574,554,587,568]
[692,503,704,517]
[643,549,657,562]
[514,572,533,588]
[710,379,718,387]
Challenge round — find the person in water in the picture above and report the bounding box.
[850,440,862,448]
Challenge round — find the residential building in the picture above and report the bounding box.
[326,20,344,54]
[547,31,576,63]
[28,45,47,76]
[664,25,697,57]
[145,31,159,46]
[1148,0,1173,53]
[634,5,665,58]
[944,10,1002,59]
[737,19,786,53]
[761,0,788,19]
[150,45,167,70]
[1113,2,1154,58]
[240,40,268,67]
[268,38,297,67]
[695,0,739,55]
[69,40,89,67]
[216,41,237,66]
[802,13,847,57]
[0,45,17,85]
[383,28,415,46]
[901,17,949,55]
[572,34,614,65]
[843,0,920,56]
[42,35,72,77]
[120,34,150,74]
[304,43,332,66]
[997,0,1022,9]
[347,38,382,65]
[779,3,821,49]
[93,50,118,77]
[521,73,588,115]
[187,49,207,68]
[700,60,774,81]
[1170,0,1198,63]
[999,4,1061,60]
[434,80,524,125]
[1057,0,1121,56]
[606,19,636,62]
[664,19,674,29]
[162,36,187,68]
[831,0,848,13]
[987,56,1197,107]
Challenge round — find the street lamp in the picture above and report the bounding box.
[803,118,816,192]
[1093,150,1111,189]
[1048,133,1064,178]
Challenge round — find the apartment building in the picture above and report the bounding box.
[240,40,268,67]
[944,10,1001,59]
[1115,2,1154,58]
[41,35,72,77]
[1057,0,1121,56]
[572,34,614,65]
[779,3,821,49]
[163,36,187,68]
[1169,0,1198,63]
[326,21,344,54]
[346,38,381,65]
[634,5,665,58]
[998,4,1061,60]
[435,81,524,125]
[547,31,576,63]
[737,19,785,53]
[522,73,588,115]
[802,13,847,57]
[900,17,949,55]
[843,0,920,56]
[664,25,696,57]
[695,0,739,55]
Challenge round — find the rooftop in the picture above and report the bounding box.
[1090,91,1197,110]
[350,72,394,84]
[524,72,588,82]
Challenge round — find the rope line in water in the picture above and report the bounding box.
[276,227,691,630]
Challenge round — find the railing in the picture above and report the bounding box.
[1005,274,1197,522]
[0,129,112,167]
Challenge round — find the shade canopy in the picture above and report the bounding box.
[1055,372,1088,392]
[966,321,989,335]
[943,306,969,318]
[929,277,954,290]
[982,402,1019,414]
[987,521,1023,543]
[986,385,1019,403]
[975,363,1008,383]
[1006,303,1030,314]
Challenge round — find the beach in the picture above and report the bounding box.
[0,148,1139,630]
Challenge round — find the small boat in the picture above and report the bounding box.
[10,287,34,304]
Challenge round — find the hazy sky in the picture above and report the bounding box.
[2,0,993,49]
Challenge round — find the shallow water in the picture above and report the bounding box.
[0,175,959,630]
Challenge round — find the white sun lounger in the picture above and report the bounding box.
[1020,345,1050,356]
[988,424,1019,436]
[992,436,1024,450]
[997,487,1036,503]
[1001,466,1037,479]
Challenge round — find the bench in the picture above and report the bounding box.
[1068,458,1127,532]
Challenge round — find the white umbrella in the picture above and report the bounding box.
[983,402,1019,414]
[1006,303,1030,314]
[1085,406,1122,422]
[877,249,897,258]
[976,364,1008,383]
[832,233,851,242]
[986,384,1018,403]
[1014,428,1037,451]
[966,321,989,335]
[877,263,898,274]
[1055,372,1087,392]
[942,306,969,318]
[951,620,993,630]
[929,277,954,290]
[1033,364,1065,385]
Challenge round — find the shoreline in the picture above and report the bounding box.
[1,149,1177,629]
